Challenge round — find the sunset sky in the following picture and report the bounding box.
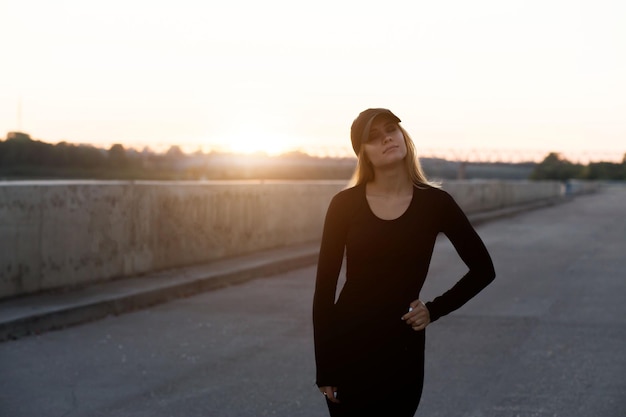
[1,0,624,161]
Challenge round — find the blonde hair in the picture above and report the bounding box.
[349,125,439,188]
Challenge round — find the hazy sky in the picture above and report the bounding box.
[1,0,624,160]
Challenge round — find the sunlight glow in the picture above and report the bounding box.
[213,128,299,156]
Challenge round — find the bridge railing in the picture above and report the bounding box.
[0,179,593,300]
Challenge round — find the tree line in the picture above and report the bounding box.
[530,152,626,181]
[1,131,624,181]
[0,132,356,180]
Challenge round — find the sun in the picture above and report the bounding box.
[215,128,298,156]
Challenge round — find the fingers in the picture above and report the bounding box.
[319,386,339,403]
[401,300,430,331]
[401,300,425,320]
[409,315,429,331]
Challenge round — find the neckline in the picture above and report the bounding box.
[363,183,415,221]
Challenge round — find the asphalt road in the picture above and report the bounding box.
[1,186,625,417]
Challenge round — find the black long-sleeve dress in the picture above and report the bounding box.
[313,183,495,415]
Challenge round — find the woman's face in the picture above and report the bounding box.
[362,116,407,169]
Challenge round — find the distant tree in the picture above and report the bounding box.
[165,145,184,159]
[530,152,584,180]
[6,131,32,141]
[72,144,107,168]
[584,162,623,180]
[51,141,71,166]
[1,132,55,166]
[108,144,127,168]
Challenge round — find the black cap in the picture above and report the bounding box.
[350,108,401,154]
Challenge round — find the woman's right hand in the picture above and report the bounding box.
[401,299,431,331]
[319,386,339,403]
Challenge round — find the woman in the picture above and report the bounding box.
[312,108,495,416]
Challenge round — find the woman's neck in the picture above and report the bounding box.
[367,166,413,196]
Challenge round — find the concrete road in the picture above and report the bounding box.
[1,186,625,417]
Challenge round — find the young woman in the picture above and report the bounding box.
[313,108,496,416]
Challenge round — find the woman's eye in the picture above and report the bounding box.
[367,132,382,142]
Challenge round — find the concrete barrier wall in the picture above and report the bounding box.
[0,180,345,299]
[0,179,568,299]
[443,180,565,214]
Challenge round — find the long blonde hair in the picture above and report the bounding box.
[349,125,439,188]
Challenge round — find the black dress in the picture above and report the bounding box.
[313,184,495,416]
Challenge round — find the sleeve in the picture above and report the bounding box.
[312,193,349,387]
[425,191,496,322]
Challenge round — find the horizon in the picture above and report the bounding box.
[1,1,624,164]
[3,129,623,165]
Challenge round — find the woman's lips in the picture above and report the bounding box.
[383,145,399,154]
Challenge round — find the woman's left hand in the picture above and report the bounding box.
[401,300,431,331]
